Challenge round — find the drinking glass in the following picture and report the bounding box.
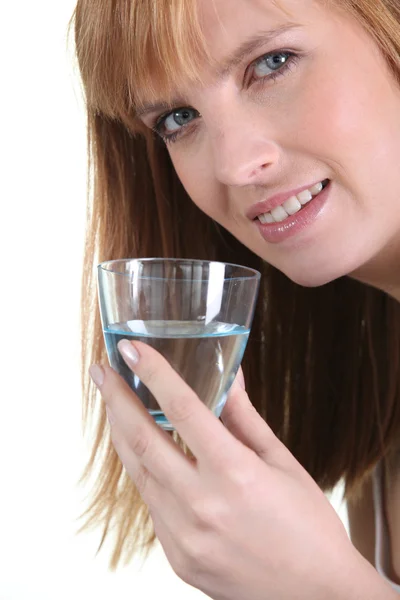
[97,258,260,431]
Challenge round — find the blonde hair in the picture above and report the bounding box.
[70,0,400,571]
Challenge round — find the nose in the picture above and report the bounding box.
[209,111,281,187]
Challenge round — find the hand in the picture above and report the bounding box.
[89,340,394,600]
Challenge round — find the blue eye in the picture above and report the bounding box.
[156,107,199,137]
[153,50,299,144]
[253,51,293,79]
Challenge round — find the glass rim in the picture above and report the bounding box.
[98,258,261,281]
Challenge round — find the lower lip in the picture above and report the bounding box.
[253,181,331,244]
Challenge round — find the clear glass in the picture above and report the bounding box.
[97,258,261,431]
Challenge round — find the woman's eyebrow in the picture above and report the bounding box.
[136,99,184,120]
[217,22,300,77]
[136,22,300,119]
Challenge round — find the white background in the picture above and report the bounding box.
[0,2,348,599]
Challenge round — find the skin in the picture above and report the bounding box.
[90,0,400,597]
[90,346,397,599]
[140,0,400,297]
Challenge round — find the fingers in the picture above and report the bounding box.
[90,363,197,494]
[117,339,246,471]
[236,365,246,390]
[108,424,151,498]
[221,370,282,463]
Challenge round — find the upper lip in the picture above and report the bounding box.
[247,179,327,221]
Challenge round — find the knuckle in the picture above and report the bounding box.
[212,447,245,475]
[190,496,224,530]
[142,364,158,386]
[169,393,197,423]
[224,459,257,490]
[130,430,151,458]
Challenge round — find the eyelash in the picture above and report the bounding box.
[152,51,300,145]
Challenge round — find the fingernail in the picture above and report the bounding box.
[118,339,140,365]
[89,364,105,387]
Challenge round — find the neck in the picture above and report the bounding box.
[347,237,400,302]
[350,264,400,303]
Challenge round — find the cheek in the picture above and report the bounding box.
[172,154,225,220]
[293,52,400,194]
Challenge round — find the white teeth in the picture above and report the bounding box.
[270,206,289,222]
[257,180,327,225]
[258,212,274,224]
[297,190,313,205]
[282,195,302,215]
[309,182,323,195]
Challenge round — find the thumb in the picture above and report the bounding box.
[220,367,282,463]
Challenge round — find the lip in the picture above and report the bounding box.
[247,179,327,221]
[253,180,331,244]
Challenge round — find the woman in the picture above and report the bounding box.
[72,0,400,597]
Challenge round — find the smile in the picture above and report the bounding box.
[257,179,330,224]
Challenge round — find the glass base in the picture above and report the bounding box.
[149,395,227,432]
[150,411,175,431]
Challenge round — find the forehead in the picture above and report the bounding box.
[198,0,316,54]
[180,0,335,94]
[133,0,330,116]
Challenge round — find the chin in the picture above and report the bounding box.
[284,272,338,288]
[266,237,377,289]
[277,261,354,289]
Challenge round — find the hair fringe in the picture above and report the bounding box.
[71,0,400,570]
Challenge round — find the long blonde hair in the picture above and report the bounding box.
[70,0,400,570]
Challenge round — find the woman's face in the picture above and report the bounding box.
[139,0,400,287]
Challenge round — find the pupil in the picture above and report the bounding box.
[175,109,192,126]
[271,54,285,66]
